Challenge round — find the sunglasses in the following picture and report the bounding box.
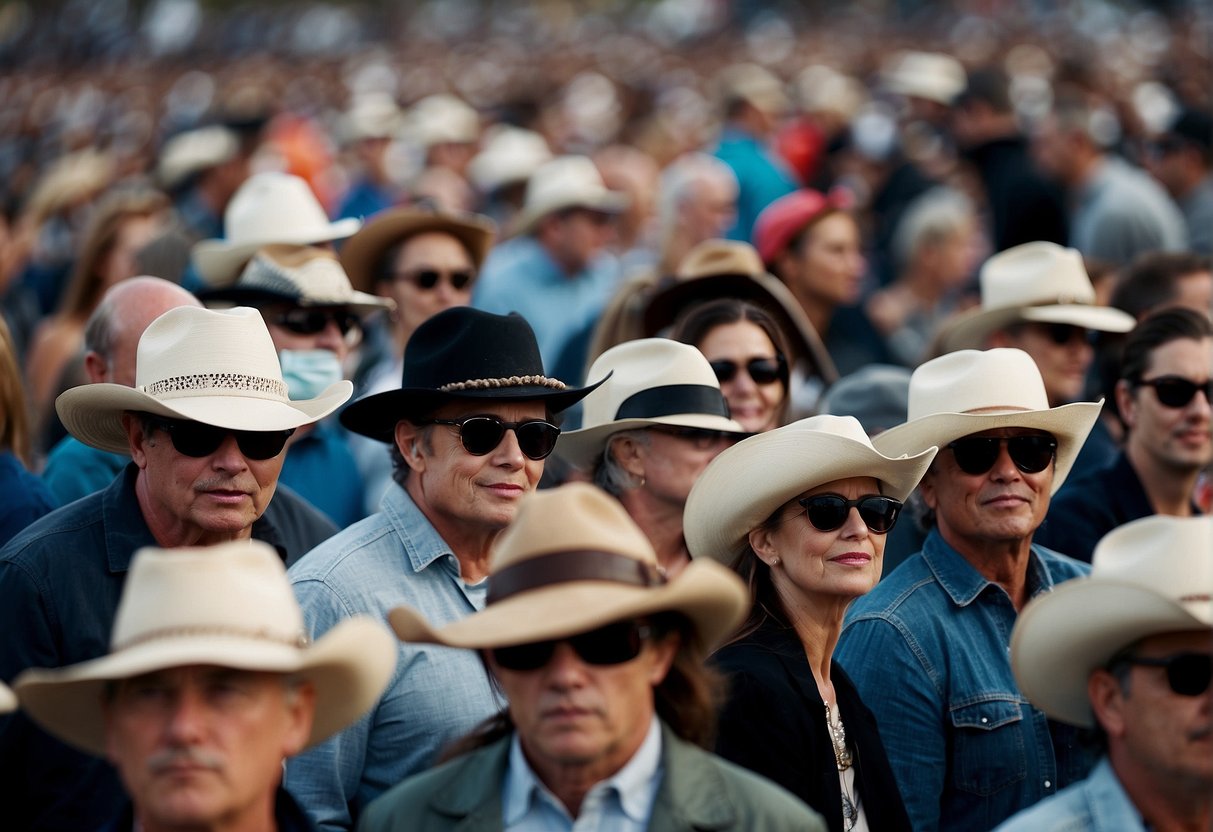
[794,494,903,534]
[395,268,475,292]
[427,416,560,460]
[1136,375,1213,409]
[1122,653,1212,697]
[709,355,787,386]
[947,434,1057,476]
[650,426,736,450]
[146,417,295,460]
[271,308,361,338]
[1036,323,1094,347]
[490,620,653,672]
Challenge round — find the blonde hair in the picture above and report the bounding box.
[0,316,32,465]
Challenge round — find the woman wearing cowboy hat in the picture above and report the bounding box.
[685,414,937,831]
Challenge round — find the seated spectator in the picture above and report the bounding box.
[0,315,55,545]
[1110,251,1213,321]
[1144,107,1213,255]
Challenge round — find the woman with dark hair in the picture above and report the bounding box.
[685,415,936,831]
[671,298,791,433]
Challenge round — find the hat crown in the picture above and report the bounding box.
[407,94,479,147]
[469,127,552,192]
[676,240,764,280]
[238,245,364,306]
[401,307,550,393]
[907,348,1049,421]
[1091,515,1213,624]
[580,339,727,427]
[110,541,305,653]
[525,156,611,215]
[224,173,337,245]
[980,242,1095,310]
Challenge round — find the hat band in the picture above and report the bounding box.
[144,373,289,400]
[440,375,567,393]
[615,384,730,420]
[487,550,666,605]
[113,624,309,653]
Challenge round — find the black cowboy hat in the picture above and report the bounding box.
[340,307,607,442]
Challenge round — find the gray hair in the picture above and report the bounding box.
[891,186,973,271]
[656,153,738,241]
[592,429,651,496]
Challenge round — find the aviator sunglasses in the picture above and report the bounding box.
[710,355,787,386]
[426,415,560,460]
[395,268,475,292]
[794,495,903,534]
[145,417,295,460]
[271,308,361,338]
[1120,652,1212,697]
[490,620,654,672]
[1135,375,1213,409]
[947,435,1057,476]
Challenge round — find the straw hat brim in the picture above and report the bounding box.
[193,218,363,287]
[684,430,937,563]
[1011,580,1210,728]
[0,682,14,714]
[56,380,353,455]
[555,413,747,471]
[390,559,748,654]
[13,617,397,755]
[871,400,1103,495]
[934,304,1136,353]
[510,192,629,238]
[338,211,496,294]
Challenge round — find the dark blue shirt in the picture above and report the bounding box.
[0,450,56,546]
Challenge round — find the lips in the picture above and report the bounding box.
[830,552,872,566]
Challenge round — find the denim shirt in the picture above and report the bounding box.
[285,484,504,832]
[836,529,1095,832]
[993,757,1147,832]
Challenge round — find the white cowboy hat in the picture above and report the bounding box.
[157,125,240,191]
[405,93,480,148]
[685,415,937,563]
[881,51,967,105]
[192,172,362,286]
[511,155,628,236]
[0,682,14,714]
[468,126,552,195]
[389,483,748,653]
[872,348,1102,494]
[555,338,746,470]
[56,305,352,454]
[934,242,1135,353]
[14,540,397,755]
[199,244,395,315]
[1011,515,1213,728]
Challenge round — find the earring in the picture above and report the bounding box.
[770,557,781,567]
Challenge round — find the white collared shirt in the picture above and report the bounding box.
[502,715,663,832]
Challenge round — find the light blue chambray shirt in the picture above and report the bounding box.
[503,715,663,832]
[993,757,1149,832]
[285,484,505,832]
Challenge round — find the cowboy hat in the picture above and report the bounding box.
[468,126,552,195]
[511,155,628,237]
[555,338,746,470]
[192,172,362,286]
[13,540,397,755]
[685,414,937,563]
[337,205,496,295]
[340,307,606,442]
[1011,515,1213,728]
[404,93,480,148]
[933,242,1135,354]
[819,364,913,436]
[199,244,395,315]
[871,348,1102,494]
[56,306,352,455]
[390,482,748,652]
[157,125,241,191]
[0,682,14,714]
[881,51,967,106]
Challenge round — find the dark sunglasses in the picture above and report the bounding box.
[947,434,1057,476]
[1122,652,1212,697]
[651,426,737,450]
[427,416,560,460]
[1037,323,1094,347]
[1136,375,1213,409]
[490,620,653,672]
[395,268,475,292]
[795,494,903,534]
[271,308,361,337]
[709,355,787,386]
[146,417,295,460]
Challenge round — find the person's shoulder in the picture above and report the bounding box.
[1033,544,1091,582]
[286,509,396,583]
[848,550,936,617]
[0,487,106,565]
[681,743,827,830]
[991,778,1092,832]
[358,742,503,832]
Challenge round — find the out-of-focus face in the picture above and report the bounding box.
[787,212,865,308]
[546,209,614,275]
[996,322,1094,406]
[680,176,737,245]
[696,321,785,433]
[264,304,359,364]
[101,214,164,291]
[633,427,736,508]
[104,666,313,832]
[383,232,477,344]
[1174,272,1213,318]
[1118,337,1213,474]
[1030,114,1075,184]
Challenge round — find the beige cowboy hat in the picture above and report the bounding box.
[199,244,395,315]
[404,93,480,148]
[390,482,748,653]
[14,540,397,756]
[685,414,937,563]
[468,126,553,195]
[1011,515,1213,728]
[157,125,241,191]
[338,205,496,295]
[56,305,352,454]
[511,155,628,237]
[193,172,363,286]
[715,63,789,116]
[933,241,1135,354]
[881,51,967,105]
[872,348,1102,494]
[555,338,747,470]
[0,681,14,714]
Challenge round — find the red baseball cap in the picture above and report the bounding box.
[752,188,852,266]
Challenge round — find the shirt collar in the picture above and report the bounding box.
[382,484,458,573]
[922,528,1058,607]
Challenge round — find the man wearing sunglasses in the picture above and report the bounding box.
[360,483,825,831]
[284,308,604,830]
[1039,308,1212,562]
[997,515,1212,832]
[0,306,352,830]
[837,348,1104,831]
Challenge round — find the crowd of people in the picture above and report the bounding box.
[0,1,1210,831]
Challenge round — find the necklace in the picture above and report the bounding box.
[825,702,858,830]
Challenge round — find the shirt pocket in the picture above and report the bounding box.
[949,697,1027,796]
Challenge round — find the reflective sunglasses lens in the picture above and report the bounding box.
[234,429,294,460]
[514,421,560,460]
[802,496,849,532]
[568,621,646,665]
[709,360,739,383]
[949,438,1000,475]
[1150,377,1203,408]
[457,418,508,455]
[857,497,901,533]
[491,640,556,671]
[1008,436,1057,474]
[1167,654,1213,696]
[746,358,784,385]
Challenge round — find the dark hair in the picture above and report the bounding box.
[1110,251,1212,320]
[720,509,789,647]
[954,66,1012,114]
[1119,307,1213,385]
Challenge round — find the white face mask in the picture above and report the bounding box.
[279,349,344,401]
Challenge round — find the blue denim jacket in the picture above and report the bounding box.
[285,484,504,831]
[993,757,1147,832]
[836,529,1096,832]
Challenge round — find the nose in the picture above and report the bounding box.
[543,642,590,689]
[164,685,207,745]
[210,434,251,472]
[315,320,347,355]
[840,505,870,539]
[489,426,527,469]
[987,441,1023,481]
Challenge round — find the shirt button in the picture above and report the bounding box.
[1044,780,1052,788]
[980,717,989,724]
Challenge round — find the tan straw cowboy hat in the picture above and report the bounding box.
[511,155,628,236]
[56,305,352,454]
[1011,515,1213,728]
[685,414,937,563]
[14,540,397,755]
[390,483,748,653]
